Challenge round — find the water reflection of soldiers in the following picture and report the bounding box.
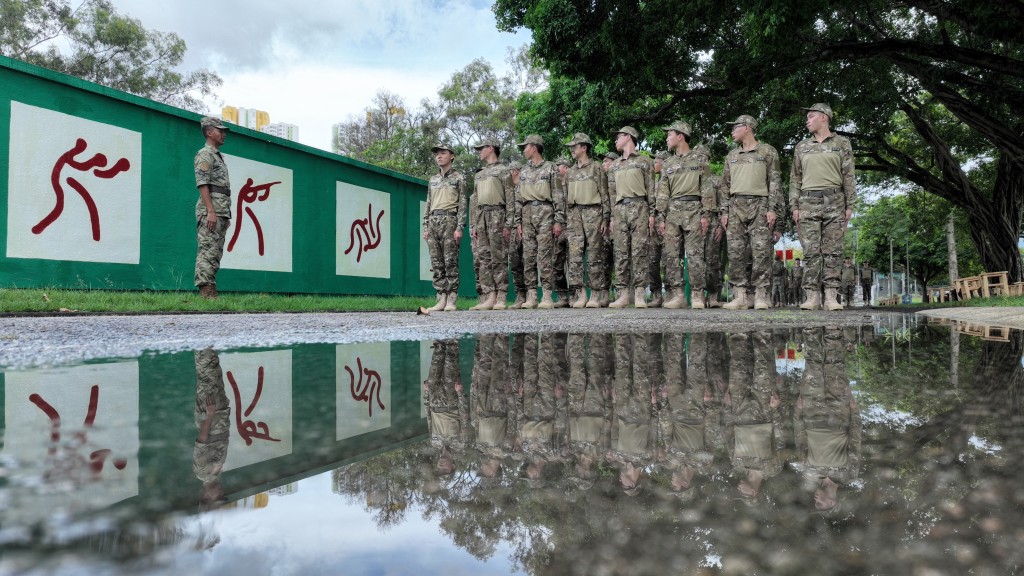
[516,333,567,485]
[724,332,784,502]
[657,333,722,500]
[424,339,468,476]
[794,327,861,515]
[566,333,613,490]
[471,334,515,480]
[194,348,230,509]
[608,333,656,494]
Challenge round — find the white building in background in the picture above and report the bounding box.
[330,122,345,154]
[261,122,300,141]
[222,106,269,132]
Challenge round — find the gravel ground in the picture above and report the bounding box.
[0,307,911,369]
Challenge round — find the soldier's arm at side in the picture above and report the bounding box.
[789,145,802,222]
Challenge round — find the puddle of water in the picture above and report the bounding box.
[2,317,1023,575]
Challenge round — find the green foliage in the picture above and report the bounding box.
[0,0,220,111]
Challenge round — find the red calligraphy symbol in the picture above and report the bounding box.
[345,356,385,416]
[227,178,280,255]
[344,203,385,263]
[28,384,128,480]
[32,138,131,241]
[226,366,281,446]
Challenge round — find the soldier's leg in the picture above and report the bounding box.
[630,204,651,289]
[537,205,556,292]
[612,205,631,295]
[821,212,845,291]
[683,219,707,295]
[798,200,824,293]
[486,210,508,296]
[475,214,495,295]
[748,201,773,294]
[522,206,541,292]
[566,208,586,294]
[426,218,448,294]
[440,216,461,295]
[704,220,724,304]
[663,216,685,293]
[726,210,751,294]
[195,216,230,288]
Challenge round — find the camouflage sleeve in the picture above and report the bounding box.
[512,183,522,227]
[599,165,611,224]
[767,145,784,215]
[654,163,670,219]
[840,136,856,210]
[194,148,215,188]
[469,192,479,233]
[700,154,715,217]
[645,159,656,210]
[456,174,468,232]
[789,144,803,210]
[423,183,432,229]
[501,168,515,229]
[551,165,566,226]
[719,156,732,212]
[607,165,617,204]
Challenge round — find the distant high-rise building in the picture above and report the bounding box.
[331,122,346,154]
[261,122,300,142]
[221,105,269,132]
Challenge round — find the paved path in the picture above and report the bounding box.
[916,307,1024,330]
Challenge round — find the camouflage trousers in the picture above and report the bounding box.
[861,282,872,303]
[554,231,569,292]
[797,190,846,290]
[473,208,509,294]
[771,278,786,305]
[509,236,526,293]
[799,327,851,428]
[195,215,230,287]
[521,203,556,290]
[726,196,772,290]
[841,281,855,304]
[426,214,462,293]
[612,201,650,289]
[704,218,724,298]
[648,227,663,292]
[663,201,706,291]
[790,275,803,304]
[727,331,776,425]
[565,205,609,290]
[194,348,229,413]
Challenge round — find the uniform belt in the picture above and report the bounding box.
[616,196,644,205]
[210,185,231,196]
[523,200,551,206]
[479,204,505,211]
[569,203,601,208]
[801,187,841,198]
[731,193,767,198]
[671,195,701,201]
[431,209,456,215]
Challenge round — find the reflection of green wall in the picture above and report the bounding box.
[0,56,479,297]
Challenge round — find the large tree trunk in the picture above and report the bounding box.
[946,214,958,282]
[964,155,1024,282]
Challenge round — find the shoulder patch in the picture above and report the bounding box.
[197,161,210,171]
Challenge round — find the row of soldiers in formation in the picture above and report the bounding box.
[423,103,857,312]
[425,328,863,510]
[770,256,876,308]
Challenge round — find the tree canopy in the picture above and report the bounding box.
[493,0,1024,279]
[1,0,220,112]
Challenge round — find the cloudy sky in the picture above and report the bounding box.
[108,0,531,151]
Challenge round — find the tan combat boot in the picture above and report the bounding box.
[608,288,630,308]
[753,287,771,310]
[689,289,706,309]
[800,289,820,310]
[427,292,446,312]
[723,290,749,310]
[513,291,527,308]
[571,289,588,309]
[444,292,458,311]
[538,290,555,309]
[199,283,218,300]
[554,291,570,308]
[663,288,686,309]
[634,287,648,308]
[649,290,663,308]
[585,289,601,308]
[492,290,508,310]
[598,289,610,307]
[470,292,495,311]
[521,289,538,309]
[824,288,844,311]
[706,292,720,308]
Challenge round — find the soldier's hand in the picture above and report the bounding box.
[792,209,800,223]
[454,229,463,242]
[658,221,666,236]
[648,215,655,235]
[517,224,523,240]
[609,219,616,234]
[720,214,729,230]
[599,221,607,236]
[700,217,709,235]
[206,213,218,232]
[714,224,724,242]
[470,228,477,240]
[423,229,430,241]
[503,227,511,242]
[553,223,562,237]
[766,210,777,229]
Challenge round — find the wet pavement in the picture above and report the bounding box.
[1,312,1023,575]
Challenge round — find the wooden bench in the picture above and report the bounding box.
[980,271,1010,297]
[955,276,983,300]
[1010,282,1024,296]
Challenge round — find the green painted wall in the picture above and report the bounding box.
[0,56,476,297]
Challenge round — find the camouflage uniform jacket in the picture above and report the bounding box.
[474,162,515,229]
[607,152,655,208]
[841,264,856,284]
[515,159,566,226]
[424,166,468,229]
[565,158,611,223]
[719,142,783,215]
[789,132,855,210]
[194,144,232,218]
[655,145,715,223]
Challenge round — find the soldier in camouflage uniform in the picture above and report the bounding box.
[423,143,467,312]
[514,135,566,309]
[507,161,528,307]
[607,127,656,309]
[567,333,613,489]
[720,115,783,310]
[194,348,230,508]
[791,103,856,311]
[771,253,787,307]
[471,334,515,478]
[194,117,232,300]
[860,261,874,306]
[516,332,568,484]
[563,133,611,308]
[470,139,514,311]
[704,175,726,307]
[598,152,619,307]
[424,338,469,476]
[609,333,656,494]
[647,151,669,307]
[840,257,856,305]
[656,121,715,309]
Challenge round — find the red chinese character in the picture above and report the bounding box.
[226,366,282,446]
[32,138,131,241]
[227,178,281,255]
[28,384,128,480]
[344,203,385,263]
[345,357,385,416]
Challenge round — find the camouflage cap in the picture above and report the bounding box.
[725,114,758,130]
[662,121,692,137]
[473,138,500,150]
[654,150,669,160]
[601,151,620,161]
[200,116,229,131]
[612,126,640,140]
[507,160,522,171]
[566,132,594,147]
[555,156,572,167]
[800,102,834,120]
[517,134,544,150]
[430,143,455,153]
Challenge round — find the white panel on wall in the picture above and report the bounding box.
[336,182,390,278]
[219,156,294,272]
